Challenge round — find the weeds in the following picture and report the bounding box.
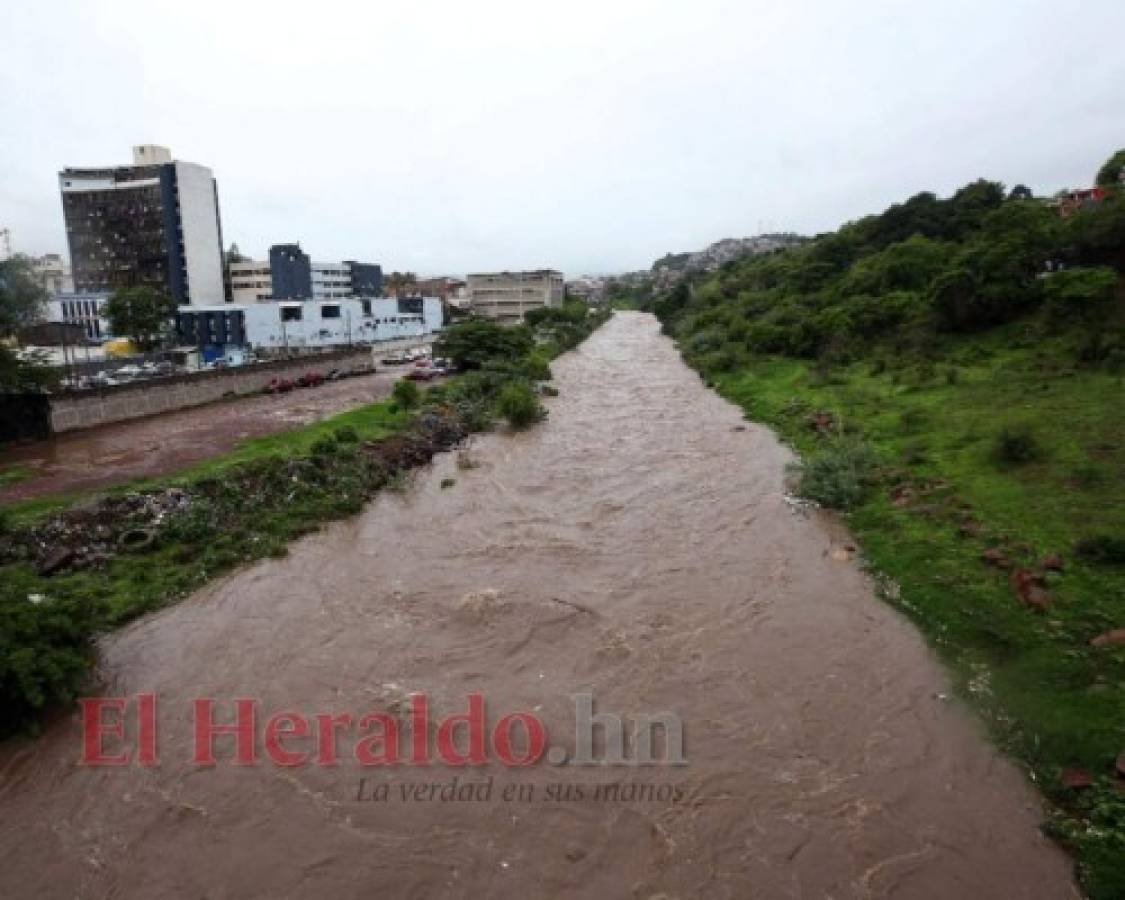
[788,441,878,510]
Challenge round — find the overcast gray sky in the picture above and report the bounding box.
[2,0,1123,276]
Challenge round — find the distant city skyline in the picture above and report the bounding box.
[3,0,1123,277]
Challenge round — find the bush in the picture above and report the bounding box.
[334,425,359,443]
[310,435,338,456]
[1074,535,1125,565]
[789,442,878,510]
[0,585,100,734]
[497,381,544,429]
[522,353,553,381]
[992,425,1041,465]
[392,379,421,410]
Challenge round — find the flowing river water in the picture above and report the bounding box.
[0,312,1076,898]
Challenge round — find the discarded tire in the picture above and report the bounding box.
[118,528,156,553]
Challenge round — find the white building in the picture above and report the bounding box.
[0,228,10,261]
[228,251,382,303]
[45,293,112,341]
[467,270,565,324]
[176,297,443,352]
[59,145,226,306]
[30,254,74,295]
[229,260,273,303]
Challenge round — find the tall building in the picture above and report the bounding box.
[467,270,564,324]
[0,228,11,261]
[229,243,383,302]
[59,145,225,306]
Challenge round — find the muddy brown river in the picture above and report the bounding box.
[0,313,1076,898]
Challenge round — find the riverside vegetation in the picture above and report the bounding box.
[0,304,610,736]
[625,152,1125,897]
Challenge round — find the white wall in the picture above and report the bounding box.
[175,161,226,306]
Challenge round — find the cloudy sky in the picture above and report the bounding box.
[2,0,1123,276]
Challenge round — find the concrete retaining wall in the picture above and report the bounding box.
[49,349,374,434]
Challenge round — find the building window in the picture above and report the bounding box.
[281,306,303,322]
[321,304,341,319]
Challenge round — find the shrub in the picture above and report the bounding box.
[392,379,421,410]
[1074,535,1125,565]
[0,585,101,734]
[788,442,878,510]
[497,381,544,429]
[333,425,359,443]
[310,435,338,456]
[522,353,553,381]
[992,425,1041,465]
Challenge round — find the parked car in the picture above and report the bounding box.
[264,377,295,394]
[405,368,437,382]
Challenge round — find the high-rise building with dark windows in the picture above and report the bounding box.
[59,145,225,305]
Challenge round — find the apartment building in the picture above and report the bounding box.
[59,145,225,305]
[229,244,383,302]
[466,270,564,324]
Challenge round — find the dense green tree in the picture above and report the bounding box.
[1095,150,1125,187]
[0,256,47,336]
[434,319,534,370]
[0,257,53,390]
[104,286,172,351]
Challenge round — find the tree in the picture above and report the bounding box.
[225,243,247,264]
[0,256,47,337]
[1095,150,1125,187]
[104,286,172,351]
[384,271,418,297]
[1009,184,1034,201]
[434,319,533,370]
[0,256,53,390]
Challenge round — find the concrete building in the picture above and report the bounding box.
[45,292,112,342]
[0,228,10,261]
[176,296,442,355]
[467,270,564,324]
[29,254,74,295]
[59,145,225,305]
[228,260,273,302]
[229,244,383,302]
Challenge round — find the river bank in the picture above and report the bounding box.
[0,309,611,734]
[0,313,1076,898]
[684,326,1125,897]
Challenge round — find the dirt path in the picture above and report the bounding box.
[0,313,1076,898]
[0,372,400,504]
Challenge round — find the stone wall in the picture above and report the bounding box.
[49,349,374,434]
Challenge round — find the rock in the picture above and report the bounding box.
[731,425,746,432]
[981,548,1011,569]
[1010,568,1051,613]
[1040,553,1064,571]
[35,547,75,576]
[1061,768,1093,790]
[1090,629,1125,648]
[565,846,587,863]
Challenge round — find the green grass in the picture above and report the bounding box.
[709,331,1125,897]
[0,464,32,488]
